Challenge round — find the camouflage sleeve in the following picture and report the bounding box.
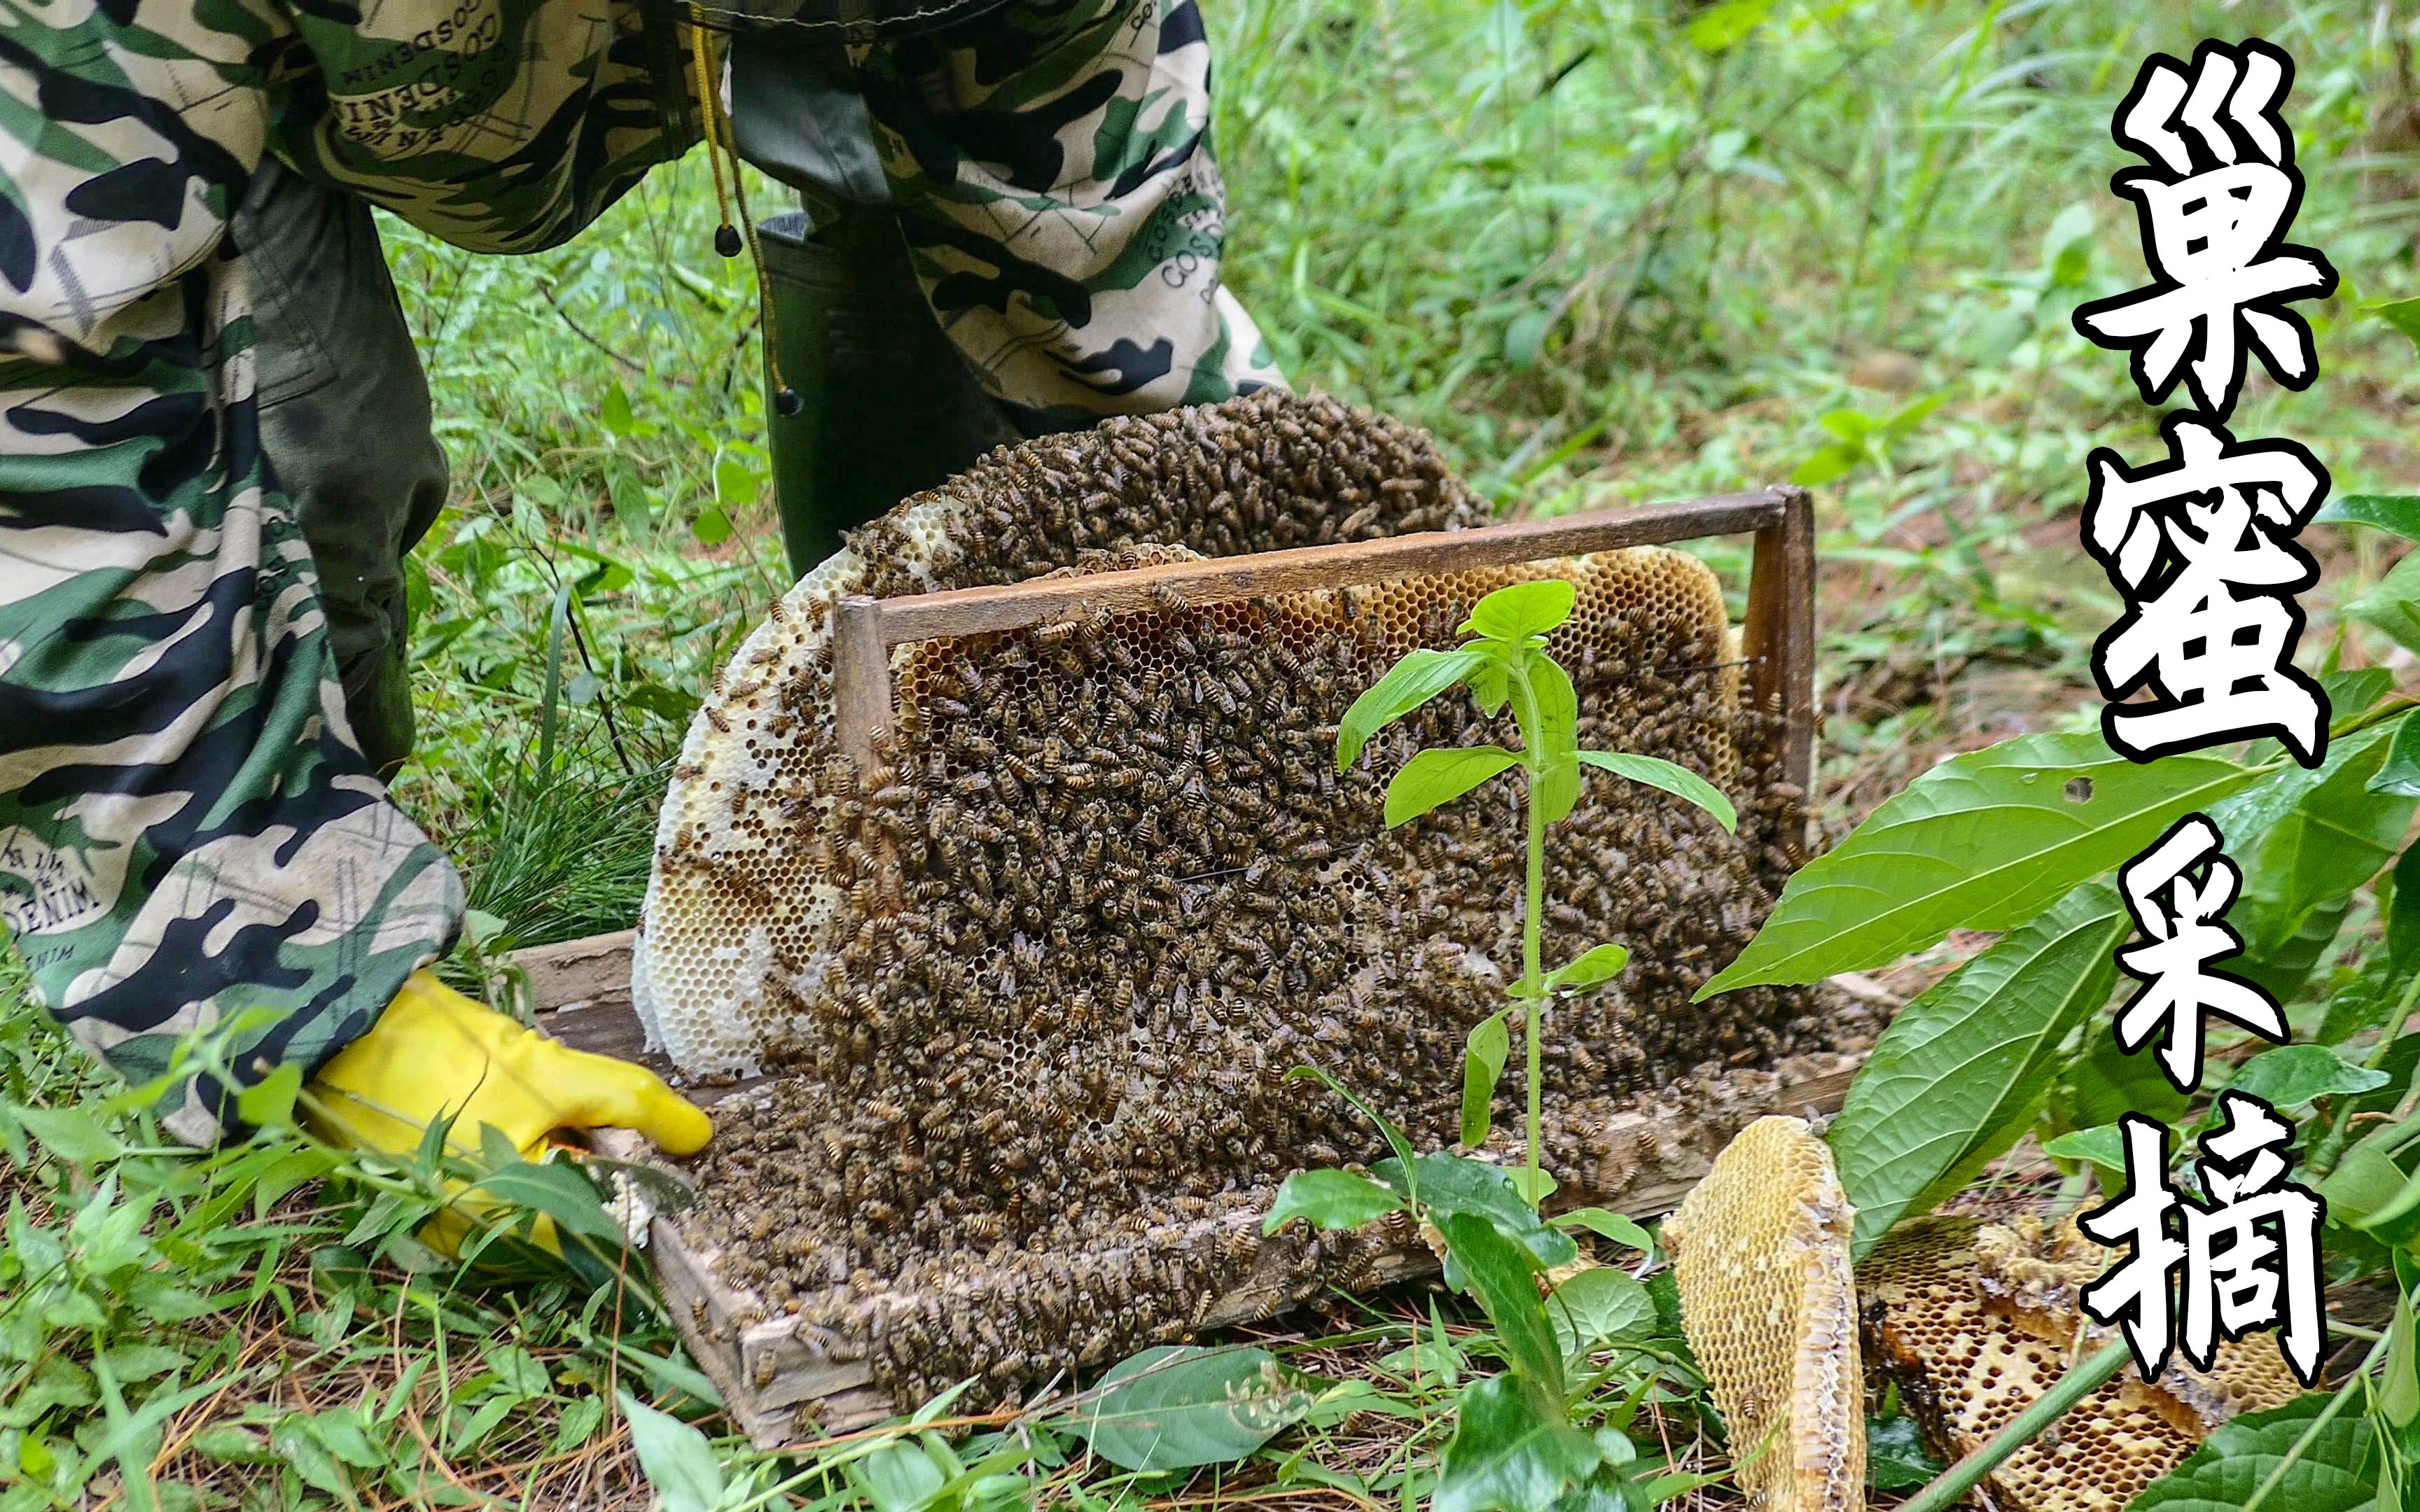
[0,3,464,1140]
[279,0,697,252]
[854,0,1287,427]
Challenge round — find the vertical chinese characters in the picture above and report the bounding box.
[2068,37,2332,1387]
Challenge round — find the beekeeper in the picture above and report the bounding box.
[0,0,1279,1187]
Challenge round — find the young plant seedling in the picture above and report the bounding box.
[1333,576,1739,1197]
[1252,579,1740,1512]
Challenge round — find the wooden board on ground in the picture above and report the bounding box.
[517,930,1875,1450]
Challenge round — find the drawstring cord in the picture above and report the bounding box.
[688,17,802,416]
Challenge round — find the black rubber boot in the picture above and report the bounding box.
[758,204,1020,579]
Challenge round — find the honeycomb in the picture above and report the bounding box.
[634,390,1824,1408]
[1664,1116,1863,1512]
[1861,1216,2304,1512]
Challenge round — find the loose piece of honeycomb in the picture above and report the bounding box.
[637,391,1827,1405]
[1861,1215,2304,1512]
[1664,1116,1864,1512]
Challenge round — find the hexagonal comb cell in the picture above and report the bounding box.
[1665,1116,1863,1512]
[1861,1215,2304,1512]
[636,391,1823,1408]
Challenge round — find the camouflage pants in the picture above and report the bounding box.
[0,0,1278,1139]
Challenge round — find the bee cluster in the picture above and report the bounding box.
[639,391,1825,1415]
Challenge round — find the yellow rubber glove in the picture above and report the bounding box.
[305,970,711,1253]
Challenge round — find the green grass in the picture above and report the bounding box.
[6,1,2420,1506]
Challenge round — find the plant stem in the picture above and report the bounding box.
[1893,1340,2132,1512]
[1508,659,1550,1199]
[1524,759,1545,1195]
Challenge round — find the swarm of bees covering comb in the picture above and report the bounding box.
[1664,1116,1865,1512]
[1861,1215,2304,1512]
[637,391,1828,1408]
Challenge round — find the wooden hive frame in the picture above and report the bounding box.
[568,486,1831,1447]
[832,487,1816,801]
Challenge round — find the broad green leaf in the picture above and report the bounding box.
[2214,718,2398,836]
[2130,1394,2377,1512]
[2382,1297,2419,1430]
[2346,1030,2419,1119]
[2372,713,2420,797]
[713,453,758,510]
[8,1104,125,1166]
[2316,493,2420,542]
[191,1426,277,1465]
[2229,725,2413,990]
[1551,1471,1632,1512]
[1530,658,1582,822]
[2058,1034,2192,1130]
[450,1394,520,1455]
[1505,1168,1557,1206]
[468,1158,624,1242]
[2321,666,2400,722]
[98,1346,185,1389]
[2233,895,2347,1007]
[1386,746,1522,827]
[1435,1374,1599,1512]
[1553,1208,1656,1255]
[1866,1415,1942,1491]
[599,381,636,438]
[2040,1124,2129,1182]
[1436,1212,1564,1394]
[616,1394,725,1512]
[1545,1266,1657,1358]
[1376,1154,1578,1271]
[1578,752,1738,833]
[2318,1140,2412,1230]
[1069,1346,1315,1471]
[1465,580,1577,640]
[235,1061,303,1129]
[2350,556,2420,654]
[1469,657,1513,716]
[2223,1045,2391,1112]
[1264,1169,1404,1235]
[2322,1115,2420,1247]
[1531,654,1579,755]
[1543,945,1631,994]
[272,1423,352,1497]
[1826,884,2127,1259]
[1462,1011,1512,1149]
[1338,648,1491,769]
[2371,295,2420,356]
[1699,733,2257,996]
[854,1438,948,1512]
[1535,755,1583,828]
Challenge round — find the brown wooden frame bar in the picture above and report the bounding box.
[834,484,1815,813]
